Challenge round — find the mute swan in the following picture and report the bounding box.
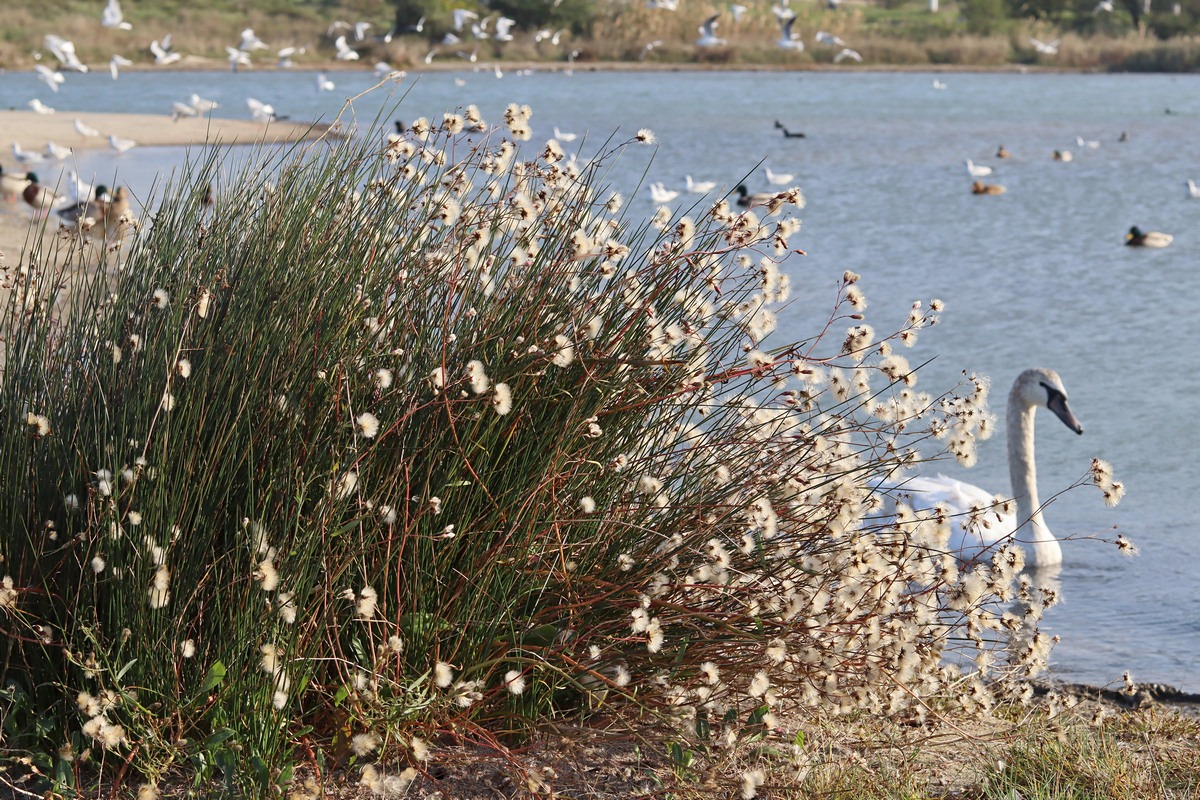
[903,368,1083,567]
[109,134,137,154]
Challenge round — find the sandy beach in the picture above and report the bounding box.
[0,110,332,264]
[0,110,333,154]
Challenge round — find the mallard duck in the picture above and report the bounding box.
[22,173,61,215]
[734,184,775,207]
[103,186,130,226]
[1125,226,1172,248]
[970,180,1005,195]
[57,185,109,225]
[996,145,1011,158]
[1,165,31,201]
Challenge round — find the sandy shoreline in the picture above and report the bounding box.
[0,110,334,263]
[0,110,333,154]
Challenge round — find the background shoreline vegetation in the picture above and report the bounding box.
[0,91,1167,798]
[3,0,1200,72]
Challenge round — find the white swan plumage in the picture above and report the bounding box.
[901,368,1083,567]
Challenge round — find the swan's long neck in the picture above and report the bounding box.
[1007,387,1062,566]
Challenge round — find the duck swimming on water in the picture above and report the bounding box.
[733,184,775,207]
[970,180,1005,195]
[1125,226,1172,247]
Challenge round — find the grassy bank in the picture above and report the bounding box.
[4,0,1200,71]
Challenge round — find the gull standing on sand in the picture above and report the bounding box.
[35,64,66,93]
[110,54,133,79]
[171,101,198,120]
[12,143,46,166]
[102,0,133,30]
[190,94,220,113]
[45,142,72,161]
[247,98,277,123]
[65,170,98,204]
[28,99,56,115]
[696,14,726,46]
[109,135,137,154]
[75,118,101,138]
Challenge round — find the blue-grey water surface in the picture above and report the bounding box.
[3,67,1198,690]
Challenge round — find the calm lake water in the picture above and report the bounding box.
[3,67,1199,690]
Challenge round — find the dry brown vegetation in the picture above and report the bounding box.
[3,0,1200,71]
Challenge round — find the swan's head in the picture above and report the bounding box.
[1014,368,1083,435]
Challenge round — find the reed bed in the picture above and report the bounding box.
[0,97,1115,798]
[4,0,1200,70]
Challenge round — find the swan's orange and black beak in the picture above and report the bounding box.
[1046,389,1083,435]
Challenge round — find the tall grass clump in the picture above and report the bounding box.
[0,102,1076,796]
